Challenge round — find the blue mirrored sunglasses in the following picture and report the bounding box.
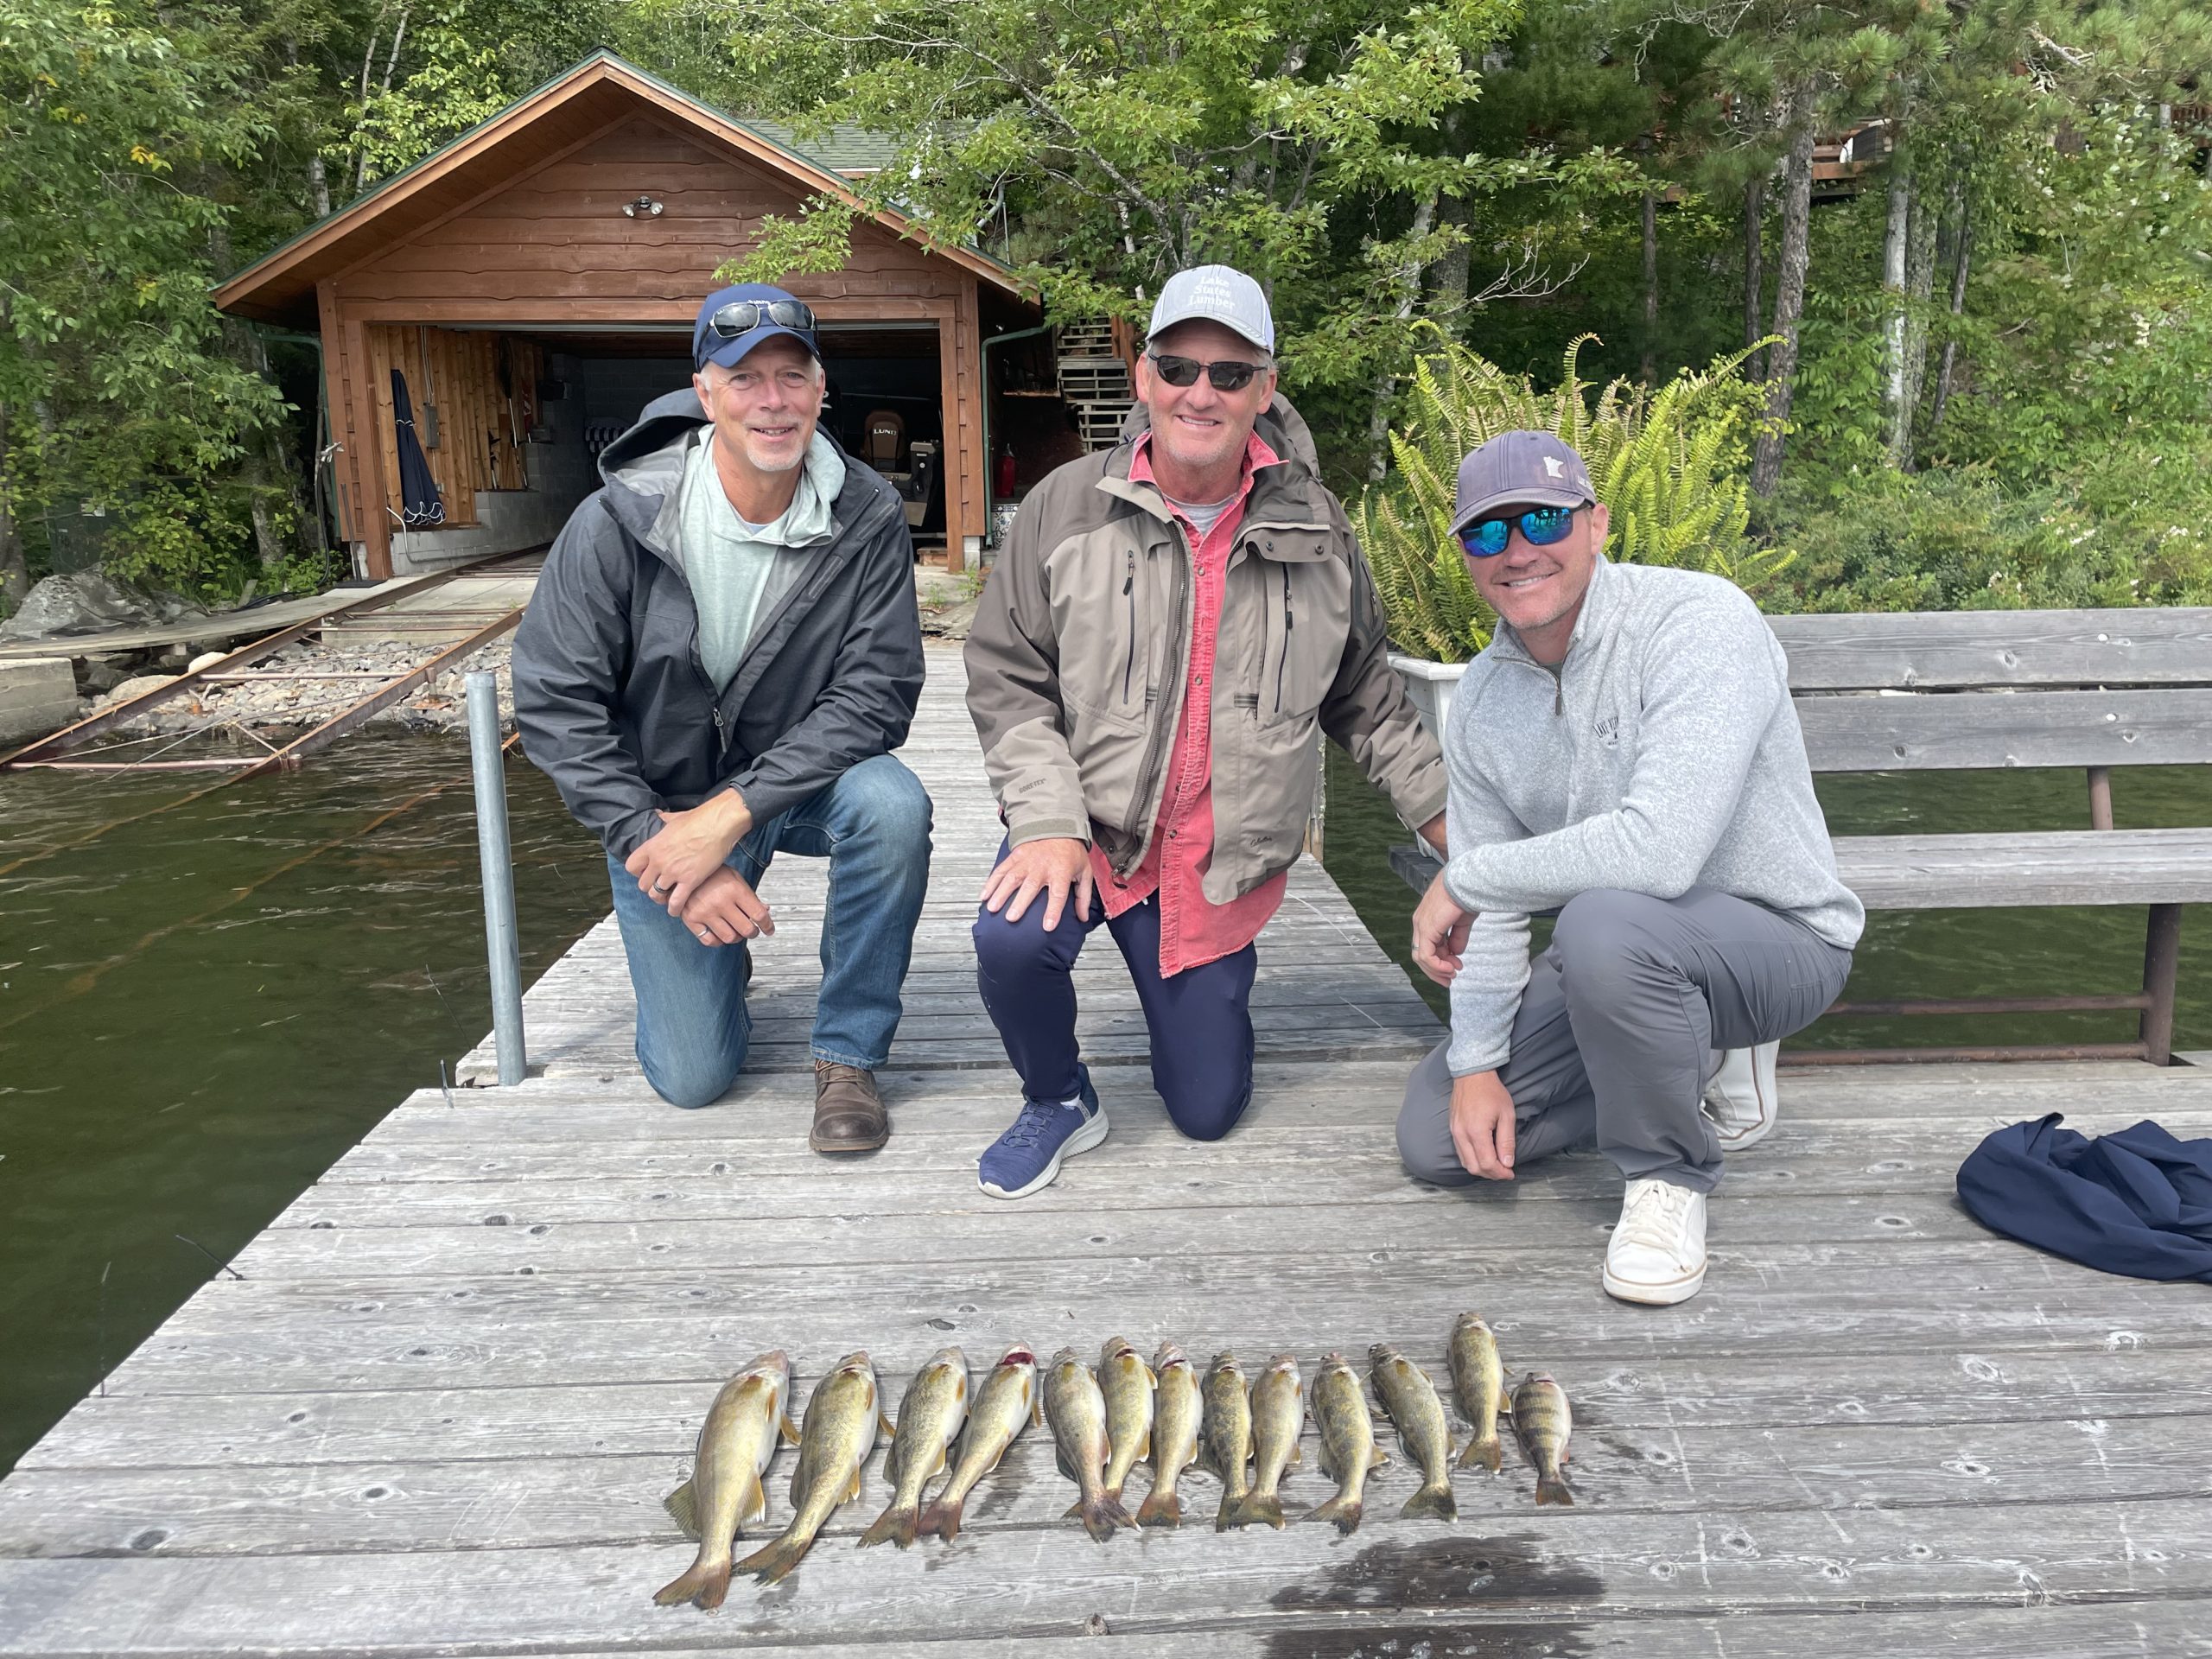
[1459,505,1578,558]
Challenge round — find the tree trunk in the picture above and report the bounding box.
[1365,191,1439,483]
[1882,162,1911,461]
[1744,175,1765,378]
[1929,186,1973,434]
[1641,188,1659,385]
[1750,120,1815,498]
[1895,171,1940,466]
[0,402,26,612]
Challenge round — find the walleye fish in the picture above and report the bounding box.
[1136,1341,1202,1527]
[1043,1345,1136,1541]
[1198,1351,1254,1532]
[653,1351,798,1609]
[1305,1351,1388,1535]
[1223,1352,1304,1529]
[1369,1341,1457,1522]
[918,1344,1039,1543]
[1513,1370,1574,1506]
[1098,1336,1157,1507]
[1447,1313,1508,1474]
[858,1346,969,1549]
[734,1351,882,1585]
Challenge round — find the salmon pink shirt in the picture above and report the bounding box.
[1087,430,1290,975]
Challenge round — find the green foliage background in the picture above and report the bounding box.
[3,0,2212,623]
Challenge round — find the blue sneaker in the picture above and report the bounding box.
[977,1067,1109,1199]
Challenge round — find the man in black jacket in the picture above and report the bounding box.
[513,284,931,1151]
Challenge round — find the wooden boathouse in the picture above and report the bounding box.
[2,640,2210,1653]
[214,53,1040,579]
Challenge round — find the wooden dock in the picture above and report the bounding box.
[3,643,2210,1656]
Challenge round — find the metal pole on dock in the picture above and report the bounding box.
[466,671,527,1085]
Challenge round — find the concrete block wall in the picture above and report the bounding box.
[0,658,80,747]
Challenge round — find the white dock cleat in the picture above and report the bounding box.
[1702,1041,1780,1150]
[1602,1179,1708,1306]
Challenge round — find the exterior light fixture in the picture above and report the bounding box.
[623,195,664,219]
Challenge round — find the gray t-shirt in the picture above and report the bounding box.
[1163,491,1238,540]
[677,435,780,690]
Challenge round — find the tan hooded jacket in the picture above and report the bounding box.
[963,395,1446,905]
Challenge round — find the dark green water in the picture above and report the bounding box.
[1,734,2204,1480]
[1324,746,2211,1056]
[0,740,608,1476]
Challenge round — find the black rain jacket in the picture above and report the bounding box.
[512,389,924,861]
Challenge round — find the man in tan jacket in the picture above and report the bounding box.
[963,264,1447,1198]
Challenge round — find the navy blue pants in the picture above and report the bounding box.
[973,849,1257,1141]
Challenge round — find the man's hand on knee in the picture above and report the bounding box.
[981,837,1093,930]
[680,866,775,947]
[1450,1070,1516,1179]
[626,790,753,912]
[1411,870,1474,986]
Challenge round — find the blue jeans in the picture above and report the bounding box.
[972,843,1257,1141]
[607,753,932,1108]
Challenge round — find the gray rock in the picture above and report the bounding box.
[0,572,206,642]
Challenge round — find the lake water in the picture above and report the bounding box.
[1,739,2204,1476]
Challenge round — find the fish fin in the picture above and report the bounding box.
[1535,1476,1574,1507]
[739,1471,768,1529]
[779,1410,802,1446]
[1031,1395,1046,1427]
[879,1409,897,1440]
[917,1495,964,1544]
[842,1462,863,1503]
[857,1503,911,1549]
[1224,1491,1285,1530]
[1399,1483,1458,1522]
[1458,1434,1503,1474]
[1135,1428,1152,1460]
[663,1478,702,1540]
[652,1556,733,1610]
[1305,1493,1363,1535]
[1287,1440,1302,1467]
[734,1530,808,1586]
[1371,1443,1390,1469]
[881,1441,901,1491]
[1053,1446,1080,1484]
[1134,1486,1182,1529]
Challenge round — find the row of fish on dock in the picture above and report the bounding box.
[655,1313,1574,1607]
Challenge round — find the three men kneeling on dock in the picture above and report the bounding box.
[512,265,1861,1307]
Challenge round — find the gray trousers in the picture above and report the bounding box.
[1396,887,1853,1193]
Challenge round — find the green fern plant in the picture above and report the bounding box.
[1357,328,1790,661]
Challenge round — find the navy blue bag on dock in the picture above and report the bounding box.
[1957,1114,2212,1282]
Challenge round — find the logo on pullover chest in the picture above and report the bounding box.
[1592,709,1622,747]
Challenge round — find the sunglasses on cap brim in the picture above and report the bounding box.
[1147,352,1268,392]
[1459,505,1585,558]
[708,298,817,339]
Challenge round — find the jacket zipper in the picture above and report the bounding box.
[1121,547,1136,703]
[1274,563,1293,714]
[1122,537,1190,876]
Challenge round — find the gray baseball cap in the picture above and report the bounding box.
[1146,264,1275,355]
[1451,430,1596,531]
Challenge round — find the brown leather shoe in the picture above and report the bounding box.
[810,1061,888,1154]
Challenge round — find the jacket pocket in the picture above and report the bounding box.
[1224,696,1320,882]
[1257,548,1351,726]
[1060,687,1153,835]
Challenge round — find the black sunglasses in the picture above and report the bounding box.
[1147,352,1268,392]
[709,298,817,339]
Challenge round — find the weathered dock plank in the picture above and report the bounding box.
[2,641,2208,1656]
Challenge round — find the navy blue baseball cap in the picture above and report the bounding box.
[693,283,821,371]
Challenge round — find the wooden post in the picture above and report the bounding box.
[2088,766,2113,832]
[2141,904,2183,1066]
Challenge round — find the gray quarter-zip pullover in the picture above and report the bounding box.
[1440,556,1864,1077]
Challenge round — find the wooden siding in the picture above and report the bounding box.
[361,327,543,529]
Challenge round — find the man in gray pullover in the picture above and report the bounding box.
[1397,430,1862,1305]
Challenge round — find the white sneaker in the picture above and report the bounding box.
[1602,1179,1708,1306]
[1701,1042,1779,1150]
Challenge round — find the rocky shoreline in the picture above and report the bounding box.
[87,637,518,739]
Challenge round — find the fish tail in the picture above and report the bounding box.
[652,1557,732,1610]
[1225,1491,1286,1530]
[1399,1481,1458,1522]
[1459,1433,1503,1473]
[1134,1486,1182,1529]
[1305,1492,1363,1535]
[917,1495,964,1544]
[1535,1474,1574,1507]
[1213,1485,1246,1533]
[734,1531,809,1586]
[1071,1493,1135,1542]
[856,1503,913,1549]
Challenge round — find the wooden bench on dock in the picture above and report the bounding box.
[1396,606,2212,1064]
